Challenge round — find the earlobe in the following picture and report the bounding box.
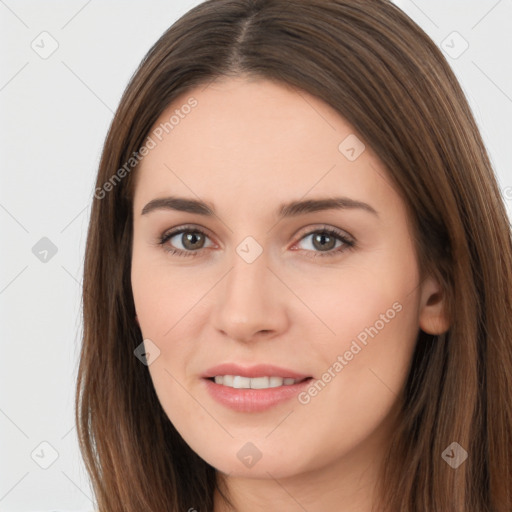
[418,275,450,335]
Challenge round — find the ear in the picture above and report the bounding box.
[418,275,450,335]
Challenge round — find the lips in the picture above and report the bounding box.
[201,363,314,412]
[203,377,313,413]
[201,363,311,380]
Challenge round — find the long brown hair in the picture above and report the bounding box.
[76,0,512,510]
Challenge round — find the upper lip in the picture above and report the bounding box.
[202,363,311,380]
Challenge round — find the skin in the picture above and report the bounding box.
[131,76,449,512]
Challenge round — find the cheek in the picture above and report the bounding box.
[131,252,215,400]
[292,244,419,357]
[131,248,211,339]
[294,245,420,410]
[131,255,206,424]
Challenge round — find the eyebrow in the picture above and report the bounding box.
[141,195,378,218]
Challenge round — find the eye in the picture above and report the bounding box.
[158,226,214,257]
[158,224,355,258]
[292,226,355,258]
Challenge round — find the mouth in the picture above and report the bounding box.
[201,363,314,412]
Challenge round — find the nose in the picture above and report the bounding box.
[211,248,289,343]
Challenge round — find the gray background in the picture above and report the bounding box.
[0,1,510,510]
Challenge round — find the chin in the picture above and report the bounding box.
[189,437,312,479]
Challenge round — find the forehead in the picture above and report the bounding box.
[133,76,396,215]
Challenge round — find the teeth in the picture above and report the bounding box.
[212,375,301,389]
[250,376,270,389]
[269,376,283,388]
[233,376,251,388]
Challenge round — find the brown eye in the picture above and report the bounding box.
[311,232,337,251]
[294,227,355,259]
[180,231,206,250]
[159,227,214,256]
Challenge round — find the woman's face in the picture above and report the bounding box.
[131,76,445,480]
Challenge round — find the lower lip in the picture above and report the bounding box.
[203,378,313,412]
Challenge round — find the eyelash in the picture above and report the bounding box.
[157,224,355,259]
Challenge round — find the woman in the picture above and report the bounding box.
[76,0,512,510]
